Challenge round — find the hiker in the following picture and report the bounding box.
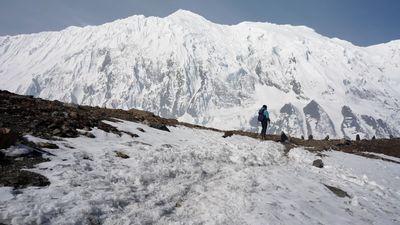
[258,105,270,139]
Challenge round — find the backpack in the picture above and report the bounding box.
[258,108,265,122]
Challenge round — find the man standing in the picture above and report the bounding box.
[258,105,270,139]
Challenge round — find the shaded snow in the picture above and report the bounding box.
[1,120,399,224]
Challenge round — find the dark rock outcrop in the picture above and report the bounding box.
[269,103,305,137]
[150,123,171,132]
[341,106,365,139]
[303,100,336,139]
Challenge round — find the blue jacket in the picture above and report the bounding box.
[263,109,269,120]
[259,107,270,121]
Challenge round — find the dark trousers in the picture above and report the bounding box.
[261,120,268,137]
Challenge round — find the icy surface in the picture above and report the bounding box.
[1,145,32,157]
[0,187,14,202]
[1,120,399,225]
[0,10,399,138]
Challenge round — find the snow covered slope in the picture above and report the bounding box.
[0,10,399,138]
[1,119,400,224]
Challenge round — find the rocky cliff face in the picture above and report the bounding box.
[1,10,399,138]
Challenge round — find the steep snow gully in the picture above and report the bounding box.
[1,119,400,225]
[1,10,400,138]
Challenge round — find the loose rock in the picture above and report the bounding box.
[115,151,130,159]
[137,128,146,133]
[324,184,350,198]
[36,142,59,149]
[222,131,233,138]
[149,123,170,132]
[0,128,18,149]
[312,159,324,168]
[280,132,288,143]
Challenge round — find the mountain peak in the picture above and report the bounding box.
[166,9,210,23]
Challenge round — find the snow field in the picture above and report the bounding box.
[0,119,399,225]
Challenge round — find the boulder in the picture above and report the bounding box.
[280,132,288,142]
[222,131,233,138]
[0,128,18,149]
[312,159,324,168]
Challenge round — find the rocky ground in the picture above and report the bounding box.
[1,90,399,190]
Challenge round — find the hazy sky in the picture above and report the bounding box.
[0,0,399,46]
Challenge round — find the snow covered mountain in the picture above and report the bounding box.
[0,10,399,138]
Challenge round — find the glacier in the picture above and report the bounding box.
[0,9,399,138]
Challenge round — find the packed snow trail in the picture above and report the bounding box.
[1,119,399,225]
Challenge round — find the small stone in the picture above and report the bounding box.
[175,200,183,208]
[52,129,61,135]
[356,134,360,141]
[222,131,233,138]
[324,135,330,141]
[48,123,58,129]
[69,112,78,119]
[324,184,350,198]
[37,142,59,149]
[312,159,324,168]
[61,124,70,132]
[308,134,313,140]
[339,139,352,146]
[84,132,96,138]
[280,132,288,142]
[115,151,129,159]
[137,128,146,133]
[51,111,59,117]
[83,127,91,131]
